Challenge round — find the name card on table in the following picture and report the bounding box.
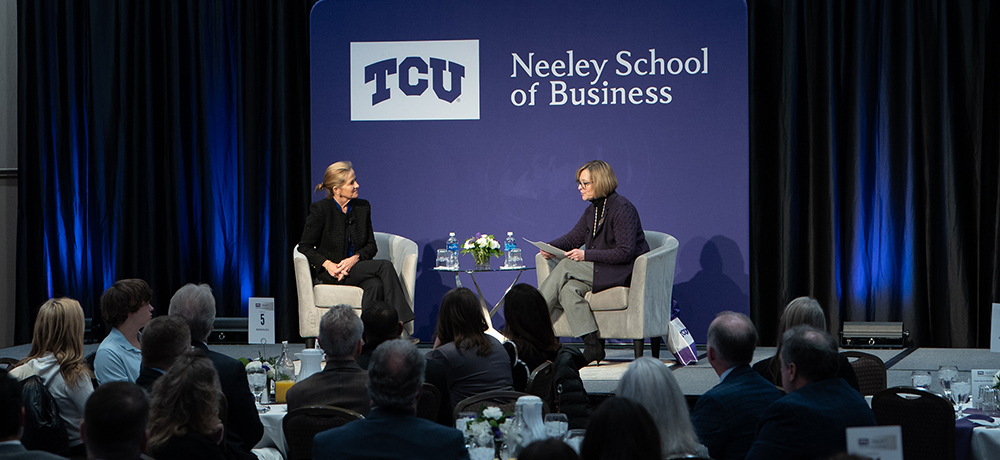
[249,297,275,344]
[846,425,903,460]
[972,369,999,406]
[992,304,1000,352]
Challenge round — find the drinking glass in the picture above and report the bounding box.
[468,434,495,460]
[246,364,267,412]
[436,249,452,269]
[911,371,932,390]
[980,387,999,415]
[544,413,569,439]
[952,379,971,417]
[938,365,958,399]
[564,429,586,455]
[508,248,523,268]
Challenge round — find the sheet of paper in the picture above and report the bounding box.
[522,238,567,259]
[846,425,903,460]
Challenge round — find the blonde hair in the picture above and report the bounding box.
[314,161,354,199]
[769,296,826,378]
[576,160,618,198]
[147,350,223,451]
[19,298,93,385]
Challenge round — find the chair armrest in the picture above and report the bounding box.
[626,233,678,336]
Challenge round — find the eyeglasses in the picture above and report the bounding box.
[576,181,592,188]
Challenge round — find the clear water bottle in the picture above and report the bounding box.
[504,232,517,267]
[446,232,460,269]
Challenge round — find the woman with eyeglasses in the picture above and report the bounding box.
[538,160,649,364]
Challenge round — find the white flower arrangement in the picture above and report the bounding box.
[460,405,512,444]
[244,359,275,379]
[993,370,1000,389]
[461,233,503,267]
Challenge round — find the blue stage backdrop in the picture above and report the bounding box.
[309,0,748,343]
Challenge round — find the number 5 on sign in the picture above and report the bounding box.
[249,297,275,344]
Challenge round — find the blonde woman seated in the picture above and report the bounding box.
[751,296,859,392]
[10,298,94,457]
[616,357,709,459]
[147,349,229,460]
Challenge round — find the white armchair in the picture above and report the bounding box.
[535,230,679,359]
[293,232,418,344]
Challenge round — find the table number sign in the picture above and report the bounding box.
[249,297,276,344]
[847,425,903,460]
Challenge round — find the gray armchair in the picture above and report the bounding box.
[535,230,679,359]
[293,232,417,343]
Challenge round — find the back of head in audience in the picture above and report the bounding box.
[140,316,191,370]
[319,305,365,359]
[147,349,223,451]
[435,287,492,356]
[20,297,93,385]
[707,311,758,368]
[367,339,425,412]
[0,369,19,441]
[361,301,402,347]
[100,279,153,329]
[768,296,826,378]
[167,283,216,343]
[83,382,148,460]
[616,357,701,458]
[581,397,662,460]
[502,284,560,359]
[780,325,839,391]
[519,438,581,460]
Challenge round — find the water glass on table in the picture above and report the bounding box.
[544,413,569,439]
[436,249,452,269]
[979,386,999,414]
[951,379,971,416]
[564,429,585,455]
[938,365,958,399]
[911,371,932,390]
[246,364,268,413]
[468,435,495,460]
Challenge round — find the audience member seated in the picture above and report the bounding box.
[286,305,370,414]
[691,311,782,460]
[616,357,708,459]
[0,369,65,460]
[581,397,662,460]
[10,298,94,457]
[426,287,514,409]
[501,284,561,391]
[313,340,470,460]
[519,438,581,460]
[95,279,154,385]
[81,382,148,460]
[147,350,228,460]
[357,301,403,370]
[168,283,262,460]
[745,326,876,460]
[135,316,191,392]
[752,296,860,391]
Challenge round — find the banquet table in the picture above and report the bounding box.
[956,410,1000,460]
[255,404,289,459]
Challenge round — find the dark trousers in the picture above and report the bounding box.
[316,259,414,323]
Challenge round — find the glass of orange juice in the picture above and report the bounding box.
[275,379,295,403]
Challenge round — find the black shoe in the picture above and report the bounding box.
[582,332,605,365]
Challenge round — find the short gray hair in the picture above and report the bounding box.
[167,284,216,342]
[706,311,757,364]
[367,339,424,411]
[781,325,839,382]
[318,305,363,359]
[616,357,701,458]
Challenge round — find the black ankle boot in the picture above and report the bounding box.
[582,332,605,364]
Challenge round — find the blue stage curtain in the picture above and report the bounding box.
[16,0,314,343]
[749,0,1000,347]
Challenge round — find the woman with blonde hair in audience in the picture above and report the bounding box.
[10,297,94,456]
[751,296,859,391]
[616,357,708,459]
[147,349,230,460]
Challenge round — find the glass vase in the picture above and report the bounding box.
[473,252,491,270]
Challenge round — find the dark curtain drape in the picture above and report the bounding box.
[16,0,315,343]
[750,0,1000,347]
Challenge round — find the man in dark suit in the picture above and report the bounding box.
[313,339,470,460]
[81,382,148,460]
[357,301,403,370]
[286,305,370,414]
[169,283,263,460]
[0,369,64,460]
[135,315,191,392]
[692,312,782,460]
[745,326,876,460]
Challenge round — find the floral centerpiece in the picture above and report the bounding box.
[462,233,503,270]
[239,355,293,381]
[460,405,516,457]
[993,370,1000,389]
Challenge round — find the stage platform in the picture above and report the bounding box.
[2,342,997,398]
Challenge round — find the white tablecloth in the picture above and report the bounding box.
[254,404,288,459]
[971,427,1000,460]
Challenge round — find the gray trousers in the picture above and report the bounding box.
[538,257,597,337]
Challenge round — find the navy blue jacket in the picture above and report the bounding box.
[691,364,783,460]
[312,407,470,460]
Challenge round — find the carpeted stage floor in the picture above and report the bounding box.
[3,341,998,399]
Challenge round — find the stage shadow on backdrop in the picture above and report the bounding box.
[413,242,452,341]
[672,235,750,344]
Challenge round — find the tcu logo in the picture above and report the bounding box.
[365,57,465,105]
[350,40,480,121]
